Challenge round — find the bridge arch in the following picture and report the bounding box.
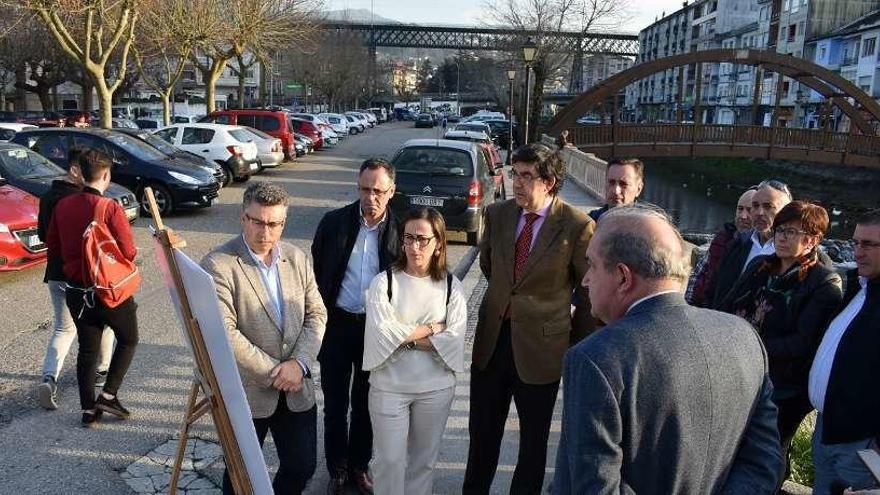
[547,49,880,137]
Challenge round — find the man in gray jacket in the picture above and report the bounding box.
[553,205,782,494]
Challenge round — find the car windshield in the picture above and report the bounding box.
[0,147,65,179]
[393,147,473,176]
[138,133,179,155]
[244,127,273,140]
[229,129,253,143]
[105,133,169,161]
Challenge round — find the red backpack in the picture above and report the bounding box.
[81,198,141,307]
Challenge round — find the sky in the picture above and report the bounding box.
[324,0,690,34]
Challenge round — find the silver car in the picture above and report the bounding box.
[242,127,284,168]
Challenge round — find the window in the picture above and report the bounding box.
[788,24,797,43]
[182,128,215,145]
[236,114,257,128]
[155,128,178,144]
[863,38,876,57]
[258,116,280,132]
[820,46,827,59]
[24,133,68,163]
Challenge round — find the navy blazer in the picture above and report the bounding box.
[554,293,782,494]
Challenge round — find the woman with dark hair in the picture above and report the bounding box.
[362,207,467,495]
[720,200,843,489]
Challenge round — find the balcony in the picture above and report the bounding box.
[841,56,858,66]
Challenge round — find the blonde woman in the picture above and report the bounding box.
[363,207,466,495]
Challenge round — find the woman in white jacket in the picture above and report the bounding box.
[362,207,467,495]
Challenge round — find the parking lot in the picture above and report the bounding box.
[0,120,487,493]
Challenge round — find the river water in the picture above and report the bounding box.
[638,157,879,239]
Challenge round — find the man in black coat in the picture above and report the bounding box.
[808,209,880,494]
[587,158,644,223]
[311,158,399,495]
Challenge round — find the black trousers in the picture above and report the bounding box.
[222,394,317,495]
[464,320,560,495]
[775,392,814,492]
[318,309,372,473]
[65,291,138,410]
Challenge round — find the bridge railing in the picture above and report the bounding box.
[541,134,607,197]
[568,124,880,157]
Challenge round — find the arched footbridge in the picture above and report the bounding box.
[547,49,880,168]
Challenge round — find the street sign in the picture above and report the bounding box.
[286,83,302,90]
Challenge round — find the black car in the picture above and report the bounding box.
[0,142,140,221]
[389,138,500,245]
[483,119,518,148]
[12,128,220,216]
[414,113,435,128]
[116,128,226,187]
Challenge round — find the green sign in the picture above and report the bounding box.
[286,83,302,89]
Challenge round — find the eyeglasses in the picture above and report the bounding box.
[402,234,435,248]
[244,213,285,230]
[852,239,880,250]
[508,169,540,183]
[758,179,792,199]
[358,185,393,197]
[773,226,807,239]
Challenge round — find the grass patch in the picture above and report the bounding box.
[789,411,817,487]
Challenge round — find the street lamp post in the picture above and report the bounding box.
[506,67,516,164]
[455,62,461,116]
[521,38,537,144]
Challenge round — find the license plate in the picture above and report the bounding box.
[410,196,444,207]
[249,163,258,170]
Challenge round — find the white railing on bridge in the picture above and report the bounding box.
[541,135,607,200]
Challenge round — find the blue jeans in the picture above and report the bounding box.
[812,413,879,495]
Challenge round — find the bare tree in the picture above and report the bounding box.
[11,0,141,128]
[291,29,370,111]
[482,0,628,141]
[0,14,69,111]
[227,51,261,108]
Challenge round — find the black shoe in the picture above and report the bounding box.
[96,394,130,419]
[326,468,348,495]
[81,409,102,428]
[350,469,374,495]
[94,370,108,388]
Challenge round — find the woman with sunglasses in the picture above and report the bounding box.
[362,207,467,495]
[719,200,843,490]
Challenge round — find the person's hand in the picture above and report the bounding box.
[413,337,435,351]
[270,360,304,393]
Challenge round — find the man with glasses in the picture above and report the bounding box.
[311,158,400,494]
[202,181,327,494]
[808,209,880,495]
[587,158,645,222]
[708,179,793,308]
[464,143,595,494]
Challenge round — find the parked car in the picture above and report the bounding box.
[357,110,378,126]
[443,129,505,199]
[367,107,387,123]
[389,139,499,245]
[415,113,435,128]
[0,123,38,142]
[17,111,67,128]
[12,128,219,216]
[321,127,339,147]
[345,112,372,130]
[0,111,21,123]
[135,118,162,130]
[483,119,517,148]
[294,134,313,155]
[343,113,365,133]
[200,109,298,160]
[0,181,46,271]
[111,118,140,129]
[289,118,324,150]
[116,128,226,187]
[0,142,140,221]
[171,115,199,124]
[240,127,284,169]
[318,113,350,137]
[154,123,260,186]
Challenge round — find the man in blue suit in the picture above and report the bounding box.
[553,205,782,494]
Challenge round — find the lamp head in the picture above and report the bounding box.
[507,68,517,81]
[522,38,537,63]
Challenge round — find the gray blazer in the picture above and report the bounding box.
[553,292,782,495]
[202,235,327,419]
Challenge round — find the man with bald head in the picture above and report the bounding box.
[553,205,782,494]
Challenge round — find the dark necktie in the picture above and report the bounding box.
[514,213,540,282]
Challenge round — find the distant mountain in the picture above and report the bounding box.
[324,9,399,24]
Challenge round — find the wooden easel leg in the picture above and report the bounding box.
[169,380,201,493]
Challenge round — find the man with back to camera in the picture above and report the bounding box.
[553,205,782,494]
[311,158,400,494]
[463,143,595,495]
[587,158,645,223]
[201,181,327,495]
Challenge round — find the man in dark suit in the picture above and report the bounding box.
[464,143,595,494]
[808,209,880,495]
[553,204,782,494]
[311,158,399,494]
[587,158,644,223]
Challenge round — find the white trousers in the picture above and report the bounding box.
[369,385,455,495]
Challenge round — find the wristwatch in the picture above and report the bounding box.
[427,322,437,335]
[404,341,417,350]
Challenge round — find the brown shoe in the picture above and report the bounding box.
[350,470,374,495]
[326,468,347,495]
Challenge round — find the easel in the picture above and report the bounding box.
[144,187,253,495]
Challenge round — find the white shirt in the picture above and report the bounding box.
[243,236,283,325]
[363,270,467,394]
[336,210,385,313]
[514,197,553,251]
[808,276,868,413]
[626,290,681,315]
[743,230,775,274]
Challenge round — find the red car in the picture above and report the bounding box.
[200,109,298,160]
[290,118,324,150]
[0,181,46,271]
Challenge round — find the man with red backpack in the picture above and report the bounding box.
[46,149,140,428]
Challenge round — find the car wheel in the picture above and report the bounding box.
[220,166,232,187]
[467,213,484,246]
[140,183,174,217]
[233,174,251,183]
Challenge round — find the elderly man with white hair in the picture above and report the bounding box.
[553,205,782,494]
